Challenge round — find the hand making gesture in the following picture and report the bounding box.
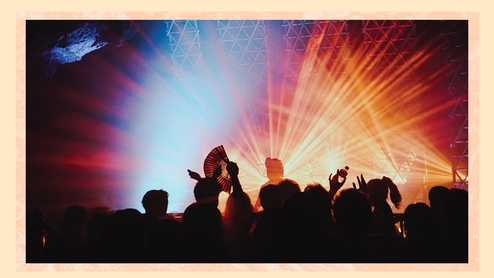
[328,169,346,199]
[352,174,367,193]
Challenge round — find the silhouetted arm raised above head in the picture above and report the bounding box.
[226,161,244,198]
[328,169,346,200]
[352,174,367,193]
[187,165,222,182]
[187,169,202,181]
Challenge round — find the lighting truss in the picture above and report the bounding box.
[441,20,468,190]
[361,20,430,205]
[215,20,271,156]
[163,19,468,195]
[165,20,204,83]
[282,20,351,82]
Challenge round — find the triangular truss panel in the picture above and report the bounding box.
[215,20,271,155]
[362,20,417,80]
[282,20,316,82]
[216,20,268,90]
[281,20,351,82]
[165,20,204,83]
[440,20,468,190]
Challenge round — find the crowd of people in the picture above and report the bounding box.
[26,157,469,263]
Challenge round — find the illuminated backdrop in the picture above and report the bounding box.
[26,20,468,223]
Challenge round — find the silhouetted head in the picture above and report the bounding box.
[142,189,169,219]
[60,205,89,242]
[332,188,373,239]
[442,188,468,228]
[440,188,468,262]
[367,178,402,209]
[366,179,389,203]
[259,184,283,210]
[193,177,222,207]
[278,178,301,202]
[182,202,223,239]
[404,202,434,237]
[304,182,331,212]
[428,185,449,210]
[180,202,227,262]
[265,157,284,180]
[104,208,146,261]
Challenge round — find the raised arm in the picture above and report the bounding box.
[352,174,367,193]
[328,169,346,200]
[187,169,202,181]
[226,161,244,198]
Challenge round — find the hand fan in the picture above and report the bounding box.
[203,145,232,193]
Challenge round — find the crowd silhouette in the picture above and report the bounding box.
[26,157,469,263]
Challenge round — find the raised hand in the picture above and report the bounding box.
[213,165,223,177]
[328,169,346,197]
[226,161,239,178]
[352,174,367,193]
[226,161,243,196]
[187,169,202,181]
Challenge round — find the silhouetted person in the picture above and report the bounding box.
[254,157,285,212]
[248,184,283,234]
[332,188,373,240]
[60,205,89,246]
[140,189,182,262]
[331,188,374,262]
[248,184,285,262]
[142,189,170,220]
[278,178,301,205]
[278,192,343,262]
[403,202,435,238]
[259,183,283,210]
[436,188,469,262]
[26,208,64,262]
[223,161,254,262]
[428,185,449,226]
[249,184,282,222]
[304,182,335,230]
[366,176,402,236]
[179,201,227,262]
[37,205,90,262]
[358,176,404,261]
[100,208,146,262]
[428,185,449,210]
[193,176,222,207]
[82,212,110,262]
[392,202,439,262]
